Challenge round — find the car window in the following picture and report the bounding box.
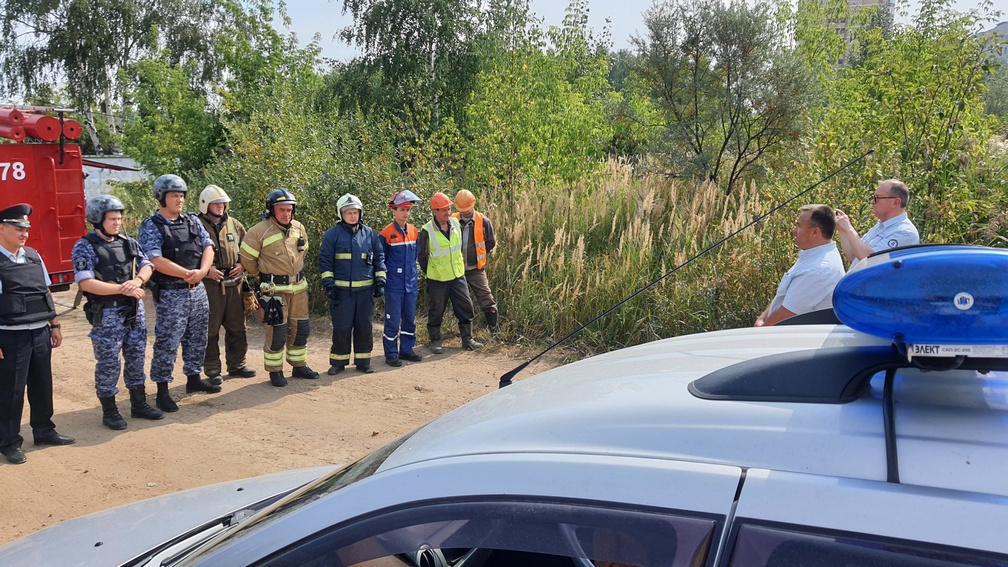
[727,523,1008,567]
[261,500,718,567]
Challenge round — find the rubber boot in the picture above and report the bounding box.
[99,396,127,430]
[129,387,164,420]
[461,323,483,350]
[186,374,222,394]
[429,327,443,354]
[156,381,178,413]
[485,309,500,335]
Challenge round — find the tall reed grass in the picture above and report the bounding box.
[483,159,797,354]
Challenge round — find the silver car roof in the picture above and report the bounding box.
[381,325,1008,498]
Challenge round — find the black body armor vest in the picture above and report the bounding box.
[83,232,139,304]
[0,247,57,326]
[152,214,203,283]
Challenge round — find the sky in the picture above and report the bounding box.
[279,0,656,62]
[278,0,999,64]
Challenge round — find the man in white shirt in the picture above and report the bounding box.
[755,204,846,327]
[834,179,919,268]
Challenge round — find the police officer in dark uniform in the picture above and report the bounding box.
[0,204,75,465]
[138,175,221,412]
[72,195,163,430]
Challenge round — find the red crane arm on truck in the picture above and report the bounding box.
[0,106,87,291]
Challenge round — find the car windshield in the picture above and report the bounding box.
[186,430,416,559]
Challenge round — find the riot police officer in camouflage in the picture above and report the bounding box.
[72,195,163,430]
[138,174,221,412]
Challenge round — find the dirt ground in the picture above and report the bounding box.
[0,288,559,546]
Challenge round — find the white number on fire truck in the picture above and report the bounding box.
[0,161,27,181]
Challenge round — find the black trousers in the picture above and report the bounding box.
[0,327,56,453]
[426,277,474,341]
[329,288,375,368]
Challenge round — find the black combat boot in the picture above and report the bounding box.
[99,396,127,430]
[186,374,222,394]
[205,370,223,386]
[129,387,164,420]
[227,366,257,378]
[270,371,288,387]
[156,381,178,412]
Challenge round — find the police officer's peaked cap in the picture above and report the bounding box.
[0,203,32,228]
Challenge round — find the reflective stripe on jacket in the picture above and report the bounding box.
[239,218,309,294]
[319,222,386,289]
[422,218,465,282]
[379,222,419,294]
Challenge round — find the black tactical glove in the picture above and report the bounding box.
[325,285,338,302]
[373,279,385,298]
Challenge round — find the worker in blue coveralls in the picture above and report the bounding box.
[72,195,164,430]
[320,194,386,375]
[138,174,221,413]
[378,190,424,367]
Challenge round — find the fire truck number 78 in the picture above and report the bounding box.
[0,161,27,181]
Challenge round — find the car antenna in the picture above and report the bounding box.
[497,149,875,388]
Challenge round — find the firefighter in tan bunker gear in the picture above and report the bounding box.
[239,189,319,387]
[198,184,256,383]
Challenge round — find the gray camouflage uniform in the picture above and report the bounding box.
[138,212,213,383]
[71,236,152,397]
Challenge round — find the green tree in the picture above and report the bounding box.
[634,0,815,193]
[986,60,1008,119]
[793,0,1006,243]
[337,0,481,133]
[464,0,615,186]
[0,0,224,151]
[120,57,224,176]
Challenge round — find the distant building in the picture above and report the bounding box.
[831,0,895,44]
[982,22,1007,64]
[81,156,146,200]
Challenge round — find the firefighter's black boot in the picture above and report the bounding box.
[99,396,127,430]
[292,365,319,379]
[129,386,164,420]
[186,374,222,394]
[156,381,178,412]
[270,371,288,387]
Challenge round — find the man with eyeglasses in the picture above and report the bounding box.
[834,179,919,268]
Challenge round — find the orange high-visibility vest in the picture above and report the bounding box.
[453,211,487,270]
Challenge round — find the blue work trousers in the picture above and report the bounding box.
[382,288,418,359]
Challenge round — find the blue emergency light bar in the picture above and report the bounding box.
[833,245,1008,346]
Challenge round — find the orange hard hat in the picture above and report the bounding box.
[430,191,452,210]
[454,189,476,213]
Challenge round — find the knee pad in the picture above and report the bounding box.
[294,319,310,346]
[269,323,288,351]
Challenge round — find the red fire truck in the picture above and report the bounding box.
[0,106,87,291]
